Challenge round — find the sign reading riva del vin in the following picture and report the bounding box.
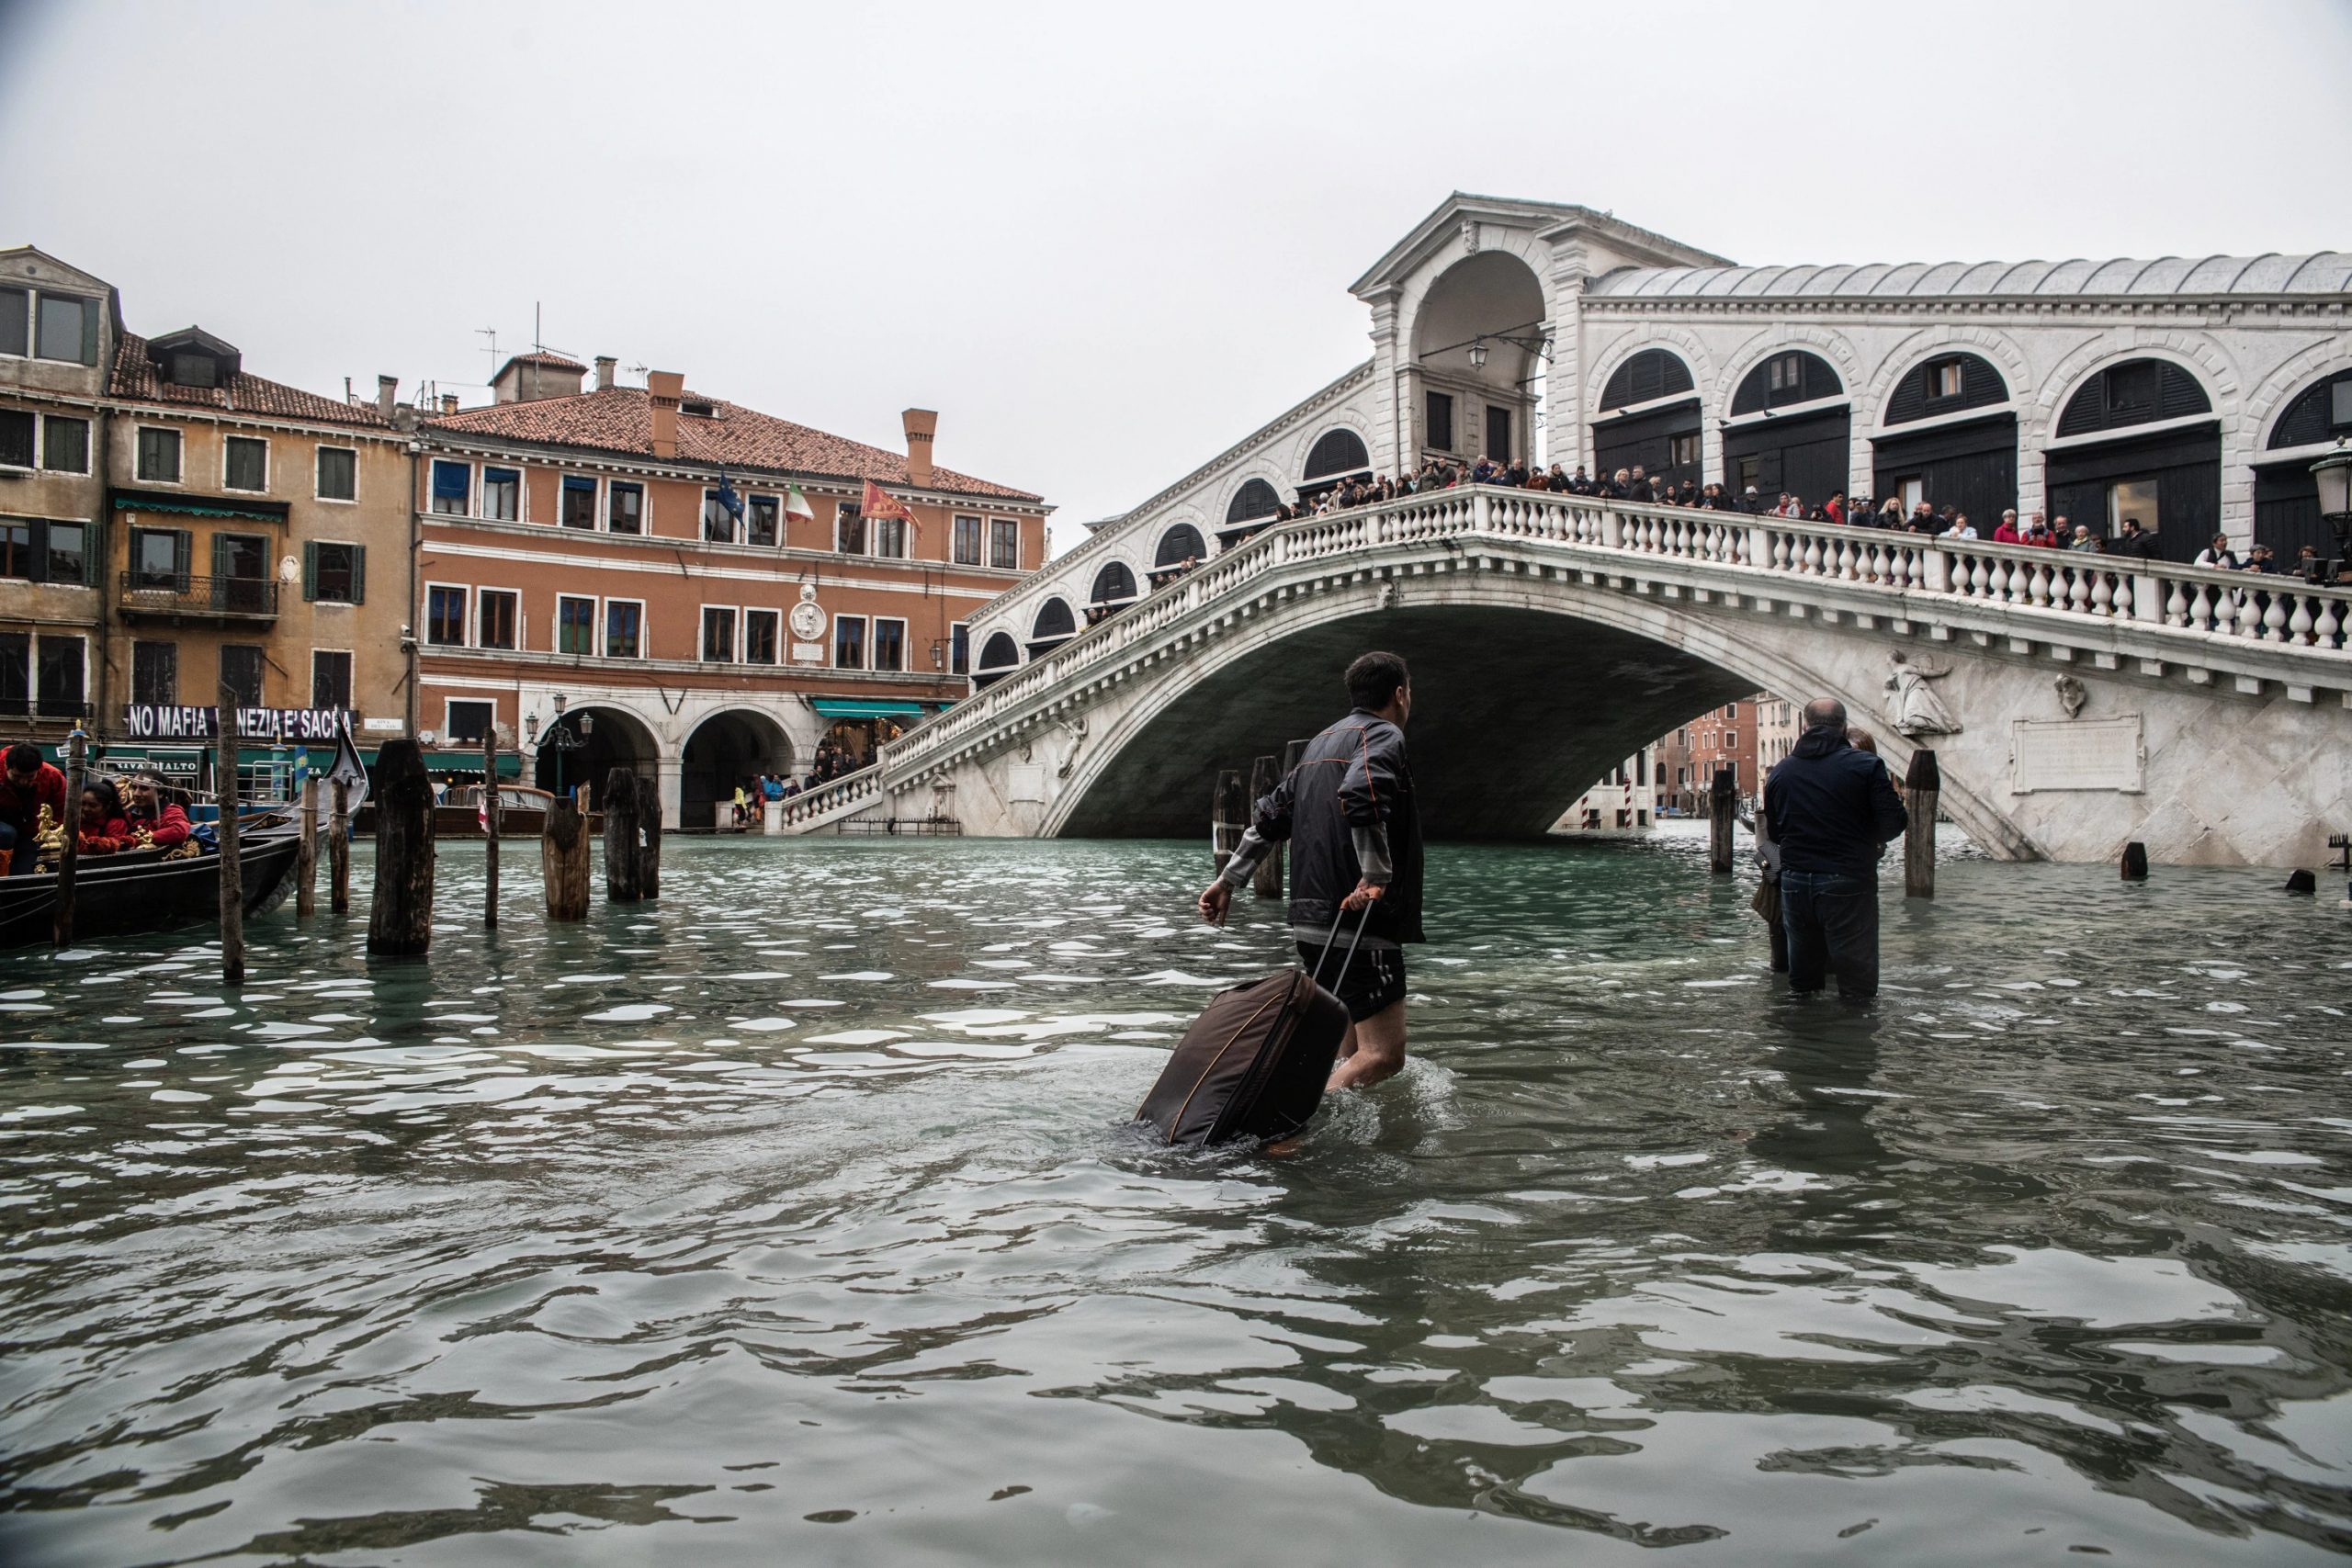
[121,705,355,742]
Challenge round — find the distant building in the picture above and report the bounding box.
[1552,746,1657,835]
[1756,695,1801,777]
[1658,698,1761,811]
[4,248,411,794]
[413,360,1049,828]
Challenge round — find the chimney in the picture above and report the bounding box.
[376,375,399,421]
[594,355,616,392]
[439,392,458,416]
[647,369,684,459]
[902,407,937,490]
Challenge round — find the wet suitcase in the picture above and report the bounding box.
[1135,912,1367,1147]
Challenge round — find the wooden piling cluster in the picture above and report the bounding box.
[297,775,318,919]
[542,799,592,919]
[1707,767,1736,874]
[1210,770,1246,876]
[604,768,643,903]
[482,737,502,929]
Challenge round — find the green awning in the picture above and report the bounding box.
[811,699,935,719]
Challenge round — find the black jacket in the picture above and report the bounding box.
[1763,728,1907,878]
[1250,709,1425,943]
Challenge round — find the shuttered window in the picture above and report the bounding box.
[1302,428,1370,479]
[2055,359,2212,438]
[1599,349,1696,411]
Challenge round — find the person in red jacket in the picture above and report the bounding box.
[1993,509,2022,544]
[1,741,69,875]
[123,773,194,848]
[74,780,135,855]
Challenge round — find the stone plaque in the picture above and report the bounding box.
[1006,765,1046,803]
[2011,716,2143,794]
[791,642,825,663]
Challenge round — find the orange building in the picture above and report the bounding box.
[413,354,1047,829]
[1658,697,1761,811]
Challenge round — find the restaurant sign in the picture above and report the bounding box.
[121,705,355,742]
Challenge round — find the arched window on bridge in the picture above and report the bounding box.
[1027,597,1077,659]
[1149,524,1208,588]
[1090,559,1137,607]
[1227,478,1281,524]
[1301,428,1370,481]
[2046,358,2218,563]
[2254,367,2352,560]
[1593,348,1702,491]
[1872,352,2016,533]
[1218,477,1284,551]
[1724,350,1849,512]
[1597,348,1694,412]
[973,630,1021,688]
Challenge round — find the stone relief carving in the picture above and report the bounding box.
[1886,651,1960,738]
[1461,220,1480,254]
[1378,581,1400,610]
[1057,716,1088,780]
[2054,673,2087,719]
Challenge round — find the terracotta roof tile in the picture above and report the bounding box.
[110,332,394,430]
[424,386,1042,502]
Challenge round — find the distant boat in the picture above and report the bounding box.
[354,784,555,840]
[0,826,303,951]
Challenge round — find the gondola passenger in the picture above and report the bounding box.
[124,773,194,848]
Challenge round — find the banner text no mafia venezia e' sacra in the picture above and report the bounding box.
[119,705,354,743]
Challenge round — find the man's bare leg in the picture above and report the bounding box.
[1327,1000,1405,1091]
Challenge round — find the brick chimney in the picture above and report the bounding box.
[902,408,937,489]
[376,375,399,421]
[594,355,616,392]
[647,370,684,459]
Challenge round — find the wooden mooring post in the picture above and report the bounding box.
[541,798,592,919]
[1211,769,1246,874]
[52,729,86,948]
[328,777,352,915]
[1708,766,1736,874]
[1248,754,1281,899]
[367,738,435,955]
[604,768,642,903]
[296,773,318,918]
[214,692,243,983]
[639,787,662,899]
[482,736,502,930]
[2120,840,2150,881]
[1904,749,1939,900]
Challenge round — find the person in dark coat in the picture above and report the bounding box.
[1200,651,1421,1090]
[1762,699,1907,998]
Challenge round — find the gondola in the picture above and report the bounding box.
[0,823,305,951]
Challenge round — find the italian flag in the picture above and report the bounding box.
[785,485,816,523]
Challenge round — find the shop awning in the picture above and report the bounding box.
[810,699,936,720]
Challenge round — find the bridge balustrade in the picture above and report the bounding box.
[768,486,2351,830]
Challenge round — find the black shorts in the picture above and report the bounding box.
[1298,942,1407,1023]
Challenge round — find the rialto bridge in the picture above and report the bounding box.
[779,486,2352,867]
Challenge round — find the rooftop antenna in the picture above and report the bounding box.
[476,326,499,382]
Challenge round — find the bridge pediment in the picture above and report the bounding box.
[1350,193,1734,302]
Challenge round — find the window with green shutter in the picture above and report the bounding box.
[305,541,363,604]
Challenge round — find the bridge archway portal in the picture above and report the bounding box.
[1408,250,1549,468]
[1057,603,1762,841]
[682,708,794,829]
[532,705,659,802]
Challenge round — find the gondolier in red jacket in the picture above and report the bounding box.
[0,742,69,876]
[1197,651,1423,1092]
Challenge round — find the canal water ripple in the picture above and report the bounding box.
[2,830,2349,1564]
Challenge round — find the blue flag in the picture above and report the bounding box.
[717,473,745,524]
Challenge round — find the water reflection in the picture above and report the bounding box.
[2,831,2348,1564]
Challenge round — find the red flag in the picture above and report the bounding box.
[862,478,915,526]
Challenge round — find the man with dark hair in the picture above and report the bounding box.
[1762,698,1906,998]
[1,740,69,875]
[1199,650,1422,1090]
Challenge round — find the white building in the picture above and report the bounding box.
[969,192,2351,684]
[1550,748,1658,837]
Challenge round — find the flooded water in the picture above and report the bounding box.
[3,829,2349,1565]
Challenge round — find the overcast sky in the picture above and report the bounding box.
[4,0,2346,546]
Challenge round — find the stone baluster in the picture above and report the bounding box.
[2313,595,2345,650]
[2287,594,2315,646]
[2262,592,2289,643]
[2165,579,2188,626]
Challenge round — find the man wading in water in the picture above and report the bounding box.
[1197,651,1422,1090]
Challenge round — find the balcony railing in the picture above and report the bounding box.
[117,573,280,618]
[0,696,94,720]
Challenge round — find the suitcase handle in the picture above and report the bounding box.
[1308,905,1374,994]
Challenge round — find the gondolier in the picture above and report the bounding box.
[0,742,69,876]
[1197,651,1423,1091]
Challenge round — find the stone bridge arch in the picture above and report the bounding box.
[1040,574,2036,857]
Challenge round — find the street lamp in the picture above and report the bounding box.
[2310,439,2352,579]
[1468,340,1488,372]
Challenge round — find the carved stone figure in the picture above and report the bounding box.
[2054,673,2087,719]
[1057,716,1088,780]
[1886,651,1960,738]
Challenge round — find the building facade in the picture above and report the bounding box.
[5,247,412,792]
[414,356,1048,829]
[1657,700,1760,813]
[1550,747,1658,835]
[963,194,2352,683]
